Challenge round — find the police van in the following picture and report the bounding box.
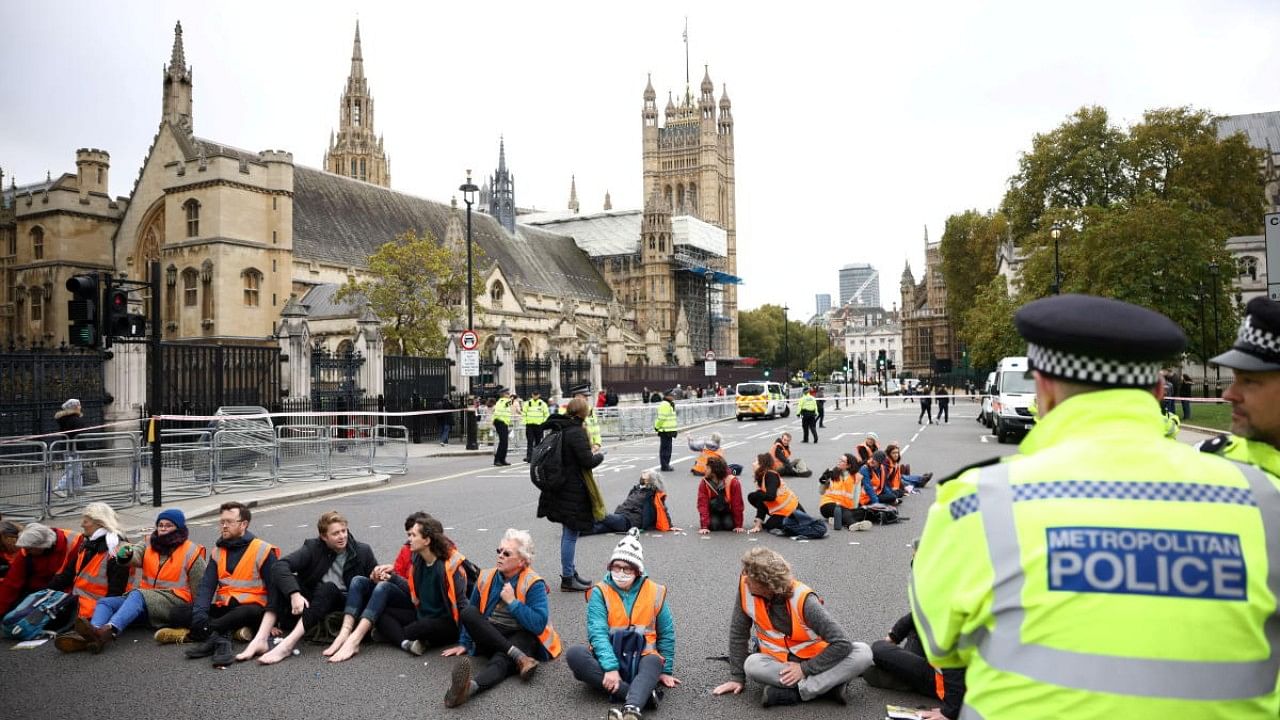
[992,356,1036,443]
[735,381,789,421]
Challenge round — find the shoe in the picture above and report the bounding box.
[406,639,426,657]
[607,710,625,720]
[762,686,801,707]
[54,632,90,654]
[561,574,591,592]
[621,704,643,720]
[897,515,911,522]
[647,688,663,710]
[515,653,539,680]
[74,617,98,650]
[211,636,235,667]
[494,461,512,466]
[767,528,787,537]
[920,472,934,488]
[92,624,116,653]
[51,489,67,499]
[850,520,873,532]
[444,658,474,708]
[154,627,191,644]
[659,467,674,472]
[185,632,220,659]
[823,682,848,705]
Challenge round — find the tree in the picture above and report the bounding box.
[940,209,1007,349]
[962,276,1024,369]
[739,305,833,373]
[336,229,482,356]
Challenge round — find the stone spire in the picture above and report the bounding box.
[603,190,612,211]
[488,137,516,234]
[324,20,390,186]
[568,175,580,214]
[162,20,193,131]
[168,21,187,76]
[351,20,364,75]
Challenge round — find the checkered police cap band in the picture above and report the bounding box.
[1026,342,1162,388]
[1237,315,1280,359]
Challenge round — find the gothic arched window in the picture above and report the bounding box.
[183,268,199,306]
[183,199,200,237]
[490,280,505,304]
[31,227,44,260]
[242,268,262,307]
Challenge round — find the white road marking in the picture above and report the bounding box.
[980,435,990,443]
[911,432,921,442]
[902,445,910,453]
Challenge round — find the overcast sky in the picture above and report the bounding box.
[3,0,1277,317]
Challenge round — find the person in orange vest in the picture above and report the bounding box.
[688,432,725,476]
[697,456,745,533]
[883,444,934,496]
[860,451,901,507]
[770,433,795,474]
[712,547,872,707]
[326,513,468,663]
[0,523,80,618]
[564,529,679,720]
[587,471,678,535]
[747,453,806,536]
[72,508,208,653]
[183,501,279,667]
[441,528,561,708]
[854,432,879,465]
[818,454,873,532]
[51,502,133,653]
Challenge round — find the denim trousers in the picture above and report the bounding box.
[561,526,580,577]
[91,591,148,631]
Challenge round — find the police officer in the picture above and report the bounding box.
[1200,297,1280,477]
[655,393,678,472]
[797,387,819,443]
[911,294,1280,719]
[492,389,514,466]
[522,390,550,462]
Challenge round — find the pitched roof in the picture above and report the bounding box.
[290,166,612,302]
[299,283,362,320]
[1217,112,1280,152]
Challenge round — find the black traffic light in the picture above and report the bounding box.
[104,280,146,337]
[877,349,887,370]
[66,274,99,347]
[858,358,866,374]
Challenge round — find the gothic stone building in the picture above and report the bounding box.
[900,228,959,376]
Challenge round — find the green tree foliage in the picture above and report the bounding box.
[962,276,1024,369]
[739,304,834,374]
[940,209,1008,345]
[336,229,482,356]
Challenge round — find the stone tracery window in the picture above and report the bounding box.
[183,199,200,237]
[242,268,262,307]
[183,268,199,306]
[490,280,505,304]
[31,227,44,260]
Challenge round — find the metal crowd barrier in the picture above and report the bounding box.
[47,432,141,517]
[329,424,374,478]
[0,441,49,522]
[277,425,331,482]
[372,425,409,475]
[212,425,277,493]
[157,429,214,501]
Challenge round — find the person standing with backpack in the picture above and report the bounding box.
[536,397,606,592]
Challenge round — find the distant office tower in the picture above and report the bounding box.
[839,264,880,307]
[815,294,832,316]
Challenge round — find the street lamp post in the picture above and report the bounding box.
[782,304,790,383]
[1209,261,1221,395]
[1050,222,1063,295]
[1197,280,1208,397]
[459,170,480,451]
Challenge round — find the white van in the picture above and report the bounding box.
[991,357,1036,443]
[979,371,997,427]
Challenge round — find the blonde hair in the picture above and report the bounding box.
[82,502,129,541]
[565,396,590,419]
[501,528,535,564]
[741,547,793,597]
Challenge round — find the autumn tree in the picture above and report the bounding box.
[336,229,482,356]
[940,209,1007,347]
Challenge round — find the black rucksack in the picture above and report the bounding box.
[529,430,567,491]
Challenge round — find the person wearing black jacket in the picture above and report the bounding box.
[237,510,377,664]
[535,397,605,592]
[53,398,89,497]
[865,611,965,719]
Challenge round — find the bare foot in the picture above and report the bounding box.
[235,639,270,662]
[257,642,294,665]
[327,641,360,663]
[322,632,349,657]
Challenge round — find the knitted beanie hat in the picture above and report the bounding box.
[609,528,644,575]
[156,508,187,531]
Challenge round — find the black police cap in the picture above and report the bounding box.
[1014,294,1186,387]
[1211,297,1280,372]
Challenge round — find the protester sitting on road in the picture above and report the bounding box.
[184,501,279,668]
[0,522,80,617]
[0,520,23,578]
[818,454,873,532]
[565,529,679,720]
[854,432,879,465]
[884,444,933,492]
[688,432,725,476]
[537,396,606,593]
[770,433,794,474]
[748,453,806,536]
[712,547,871,707]
[326,513,467,662]
[71,508,207,653]
[860,452,901,506]
[587,471,678,535]
[51,502,133,653]
[236,510,378,664]
[441,528,560,708]
[697,457,744,534]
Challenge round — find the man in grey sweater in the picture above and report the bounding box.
[712,547,872,706]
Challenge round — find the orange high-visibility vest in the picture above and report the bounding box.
[476,567,562,658]
[692,448,723,475]
[935,667,946,700]
[408,549,465,623]
[652,491,672,531]
[771,441,792,470]
[739,576,830,662]
[865,465,887,495]
[213,538,277,607]
[139,539,206,603]
[593,579,667,661]
[758,471,798,517]
[820,471,856,510]
[883,460,903,492]
[67,545,112,619]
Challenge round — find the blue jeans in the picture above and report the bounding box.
[902,474,927,488]
[566,644,663,708]
[561,526,580,577]
[91,591,148,631]
[348,577,411,624]
[439,425,451,444]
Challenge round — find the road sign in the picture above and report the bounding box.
[460,329,479,351]
[704,360,717,376]
[1266,213,1280,301]
[461,349,480,376]
[704,349,716,362]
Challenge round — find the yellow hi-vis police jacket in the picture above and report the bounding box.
[1200,433,1280,479]
[523,399,550,427]
[910,389,1280,719]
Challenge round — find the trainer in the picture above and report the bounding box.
[911,294,1280,718]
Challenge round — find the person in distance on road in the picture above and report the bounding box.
[712,547,871,707]
[770,432,795,474]
[797,387,819,443]
[1198,297,1280,477]
[854,432,879,465]
[688,432,725,476]
[536,396,607,593]
[859,451,901,507]
[492,389,515,467]
[697,456,745,534]
[817,454,873,532]
[654,393,678,472]
[585,470,678,535]
[917,386,934,425]
[522,390,550,463]
[441,528,561,708]
[236,510,377,664]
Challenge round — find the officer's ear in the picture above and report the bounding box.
[1151,380,1166,402]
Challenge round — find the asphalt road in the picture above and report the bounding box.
[2,396,1016,720]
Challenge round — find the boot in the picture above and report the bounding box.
[185,632,220,659]
[154,627,191,644]
[90,624,116,654]
[621,705,644,720]
[823,682,848,705]
[210,635,235,667]
[54,632,90,654]
[762,686,801,707]
[919,472,934,488]
[561,574,591,592]
[515,654,539,680]
[444,658,474,708]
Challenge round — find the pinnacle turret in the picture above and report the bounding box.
[568,175,579,214]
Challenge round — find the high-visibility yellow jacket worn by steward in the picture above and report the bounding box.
[654,401,678,433]
[558,405,602,446]
[910,389,1280,719]
[523,399,549,427]
[493,397,513,424]
[798,394,818,414]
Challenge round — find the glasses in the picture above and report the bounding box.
[217,519,246,527]
[495,548,516,558]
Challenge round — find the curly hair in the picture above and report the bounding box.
[741,547,794,597]
[705,455,730,481]
[501,528,535,565]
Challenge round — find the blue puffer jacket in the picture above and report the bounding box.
[586,574,676,675]
[458,569,554,661]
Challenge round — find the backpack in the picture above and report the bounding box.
[460,557,481,600]
[781,510,829,539]
[529,430,567,491]
[610,626,649,683]
[2,589,75,640]
[866,504,901,525]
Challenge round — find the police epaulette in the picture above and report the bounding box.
[1198,433,1233,455]
[936,456,1002,486]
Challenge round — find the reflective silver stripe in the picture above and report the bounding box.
[975,462,1280,700]
[148,542,200,591]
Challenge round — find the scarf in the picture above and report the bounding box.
[90,527,121,556]
[150,526,190,555]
